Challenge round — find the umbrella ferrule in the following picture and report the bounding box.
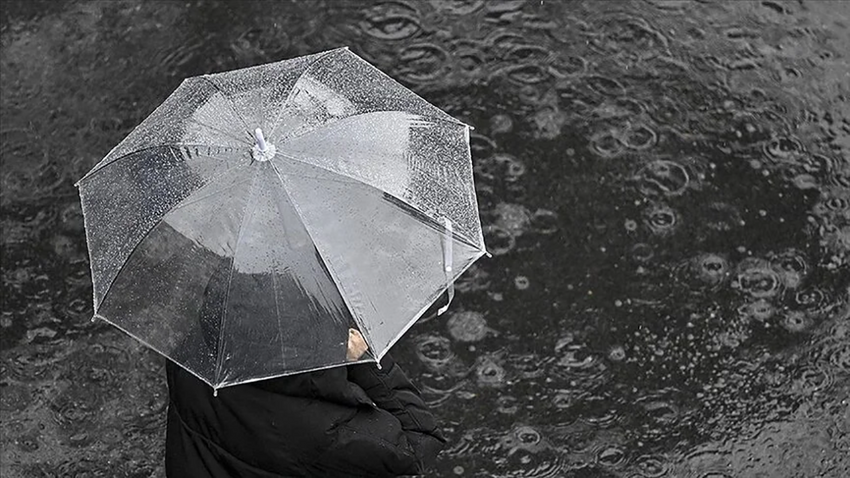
[252,128,276,162]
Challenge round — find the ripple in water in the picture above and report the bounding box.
[359,3,422,40]
[506,353,549,379]
[590,129,626,158]
[623,123,658,150]
[737,299,775,322]
[494,202,532,237]
[768,248,808,289]
[428,0,485,15]
[643,203,679,236]
[731,258,783,298]
[780,311,813,333]
[415,334,456,370]
[633,454,669,477]
[484,225,516,256]
[397,43,448,83]
[596,443,628,468]
[635,160,690,197]
[763,136,804,163]
[447,311,494,342]
[476,355,507,387]
[677,253,730,288]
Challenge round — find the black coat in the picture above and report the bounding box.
[165,354,446,477]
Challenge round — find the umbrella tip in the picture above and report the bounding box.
[251,128,276,162]
[254,128,267,152]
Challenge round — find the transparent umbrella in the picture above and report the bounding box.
[76,47,488,391]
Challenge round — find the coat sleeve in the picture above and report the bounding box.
[312,354,446,477]
[348,354,447,471]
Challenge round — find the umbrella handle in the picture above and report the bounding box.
[437,218,454,316]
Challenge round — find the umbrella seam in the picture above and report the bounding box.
[271,151,483,250]
[267,159,380,358]
[346,50,469,128]
[269,255,286,370]
[267,48,344,138]
[376,248,487,362]
[93,313,217,388]
[92,154,251,311]
[77,144,241,185]
[273,110,470,149]
[214,168,261,386]
[198,76,254,143]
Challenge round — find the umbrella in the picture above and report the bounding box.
[76,47,488,390]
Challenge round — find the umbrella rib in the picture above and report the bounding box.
[77,144,240,185]
[94,160,252,312]
[274,110,470,148]
[268,48,468,140]
[267,48,342,139]
[198,76,254,143]
[272,152,483,251]
[214,169,261,386]
[270,263,286,370]
[267,159,379,357]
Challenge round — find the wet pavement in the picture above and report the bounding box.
[2,0,849,476]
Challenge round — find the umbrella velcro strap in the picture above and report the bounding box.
[437,218,454,316]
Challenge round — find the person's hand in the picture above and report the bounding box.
[346,328,368,361]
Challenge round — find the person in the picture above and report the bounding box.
[165,327,447,477]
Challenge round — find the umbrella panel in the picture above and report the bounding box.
[281,158,485,357]
[98,163,355,387]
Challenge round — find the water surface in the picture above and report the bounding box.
[2,1,849,476]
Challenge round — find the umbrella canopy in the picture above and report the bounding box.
[76,47,487,390]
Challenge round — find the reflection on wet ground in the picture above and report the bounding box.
[2,0,849,476]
